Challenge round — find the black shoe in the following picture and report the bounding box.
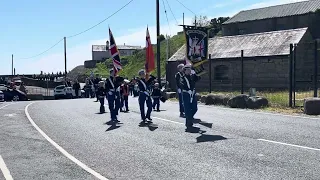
[180,113,185,118]
[146,117,152,120]
[156,110,160,112]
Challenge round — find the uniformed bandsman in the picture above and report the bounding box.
[137,69,156,123]
[179,64,201,130]
[105,69,124,122]
[175,64,185,117]
[96,81,106,113]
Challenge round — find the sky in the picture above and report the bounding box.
[0,0,305,75]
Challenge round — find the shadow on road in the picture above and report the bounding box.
[105,121,122,131]
[139,122,158,131]
[196,134,227,143]
[193,119,213,129]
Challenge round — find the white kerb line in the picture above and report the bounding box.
[0,155,14,180]
[25,102,109,180]
[258,139,320,152]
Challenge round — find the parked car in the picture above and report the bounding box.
[0,84,7,91]
[2,88,28,101]
[54,85,85,99]
[0,90,4,102]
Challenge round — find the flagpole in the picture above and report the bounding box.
[156,0,161,86]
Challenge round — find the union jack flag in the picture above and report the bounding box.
[109,28,122,76]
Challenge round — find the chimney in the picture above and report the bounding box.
[106,41,109,50]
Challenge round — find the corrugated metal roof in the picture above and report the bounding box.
[223,0,320,24]
[92,45,143,51]
[168,28,307,61]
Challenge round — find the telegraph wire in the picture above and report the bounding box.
[14,0,134,60]
[175,0,196,15]
[161,0,171,35]
[67,0,134,38]
[165,0,179,25]
[16,38,64,60]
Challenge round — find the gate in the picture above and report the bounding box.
[290,40,320,107]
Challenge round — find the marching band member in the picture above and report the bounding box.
[180,64,201,130]
[151,83,161,112]
[120,80,130,112]
[105,69,124,122]
[137,69,156,123]
[96,81,106,113]
[175,64,185,117]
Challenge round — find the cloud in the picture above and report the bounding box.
[17,18,192,74]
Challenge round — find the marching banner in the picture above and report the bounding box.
[183,25,209,76]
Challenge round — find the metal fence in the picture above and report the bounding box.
[289,40,320,107]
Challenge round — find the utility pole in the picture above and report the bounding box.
[11,54,13,76]
[183,13,184,25]
[156,0,161,85]
[166,35,169,61]
[64,37,67,79]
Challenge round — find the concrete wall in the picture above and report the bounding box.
[21,77,63,89]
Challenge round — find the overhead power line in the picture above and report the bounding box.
[161,0,171,35]
[165,0,179,25]
[14,0,134,60]
[67,0,134,38]
[17,38,64,60]
[175,0,196,15]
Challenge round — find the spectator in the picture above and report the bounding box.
[73,80,81,98]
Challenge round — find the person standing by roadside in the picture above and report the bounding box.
[73,80,81,98]
[96,81,106,113]
[93,75,101,102]
[121,80,130,112]
[175,64,185,118]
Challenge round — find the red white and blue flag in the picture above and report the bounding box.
[109,28,122,76]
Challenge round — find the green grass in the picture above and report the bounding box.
[199,90,318,108]
[86,33,185,78]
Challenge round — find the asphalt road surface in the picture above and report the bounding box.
[0,98,320,180]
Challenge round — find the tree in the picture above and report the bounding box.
[159,34,165,42]
[192,15,210,27]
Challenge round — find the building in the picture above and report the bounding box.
[222,0,320,38]
[167,28,316,91]
[92,42,143,61]
[166,0,320,91]
[84,42,143,68]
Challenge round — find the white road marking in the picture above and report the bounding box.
[258,139,320,152]
[151,116,184,125]
[0,155,14,180]
[25,102,109,180]
[0,104,11,110]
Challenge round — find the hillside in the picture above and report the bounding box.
[85,33,185,78]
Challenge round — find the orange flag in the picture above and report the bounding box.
[145,27,155,76]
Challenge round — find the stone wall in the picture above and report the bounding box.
[167,56,290,92]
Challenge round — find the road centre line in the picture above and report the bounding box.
[258,139,320,152]
[25,102,109,180]
[0,155,14,180]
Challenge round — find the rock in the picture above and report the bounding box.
[165,92,177,99]
[200,95,207,103]
[246,96,269,109]
[304,98,320,115]
[203,94,232,106]
[195,93,201,101]
[227,94,249,108]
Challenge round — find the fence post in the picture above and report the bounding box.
[241,50,244,94]
[314,40,318,97]
[293,44,296,107]
[209,54,212,93]
[289,44,293,107]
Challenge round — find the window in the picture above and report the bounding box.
[214,65,229,80]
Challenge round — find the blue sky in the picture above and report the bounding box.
[0,0,303,75]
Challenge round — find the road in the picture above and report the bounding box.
[0,98,320,180]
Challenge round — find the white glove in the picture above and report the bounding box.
[191,70,196,74]
[108,91,113,95]
[177,88,181,93]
